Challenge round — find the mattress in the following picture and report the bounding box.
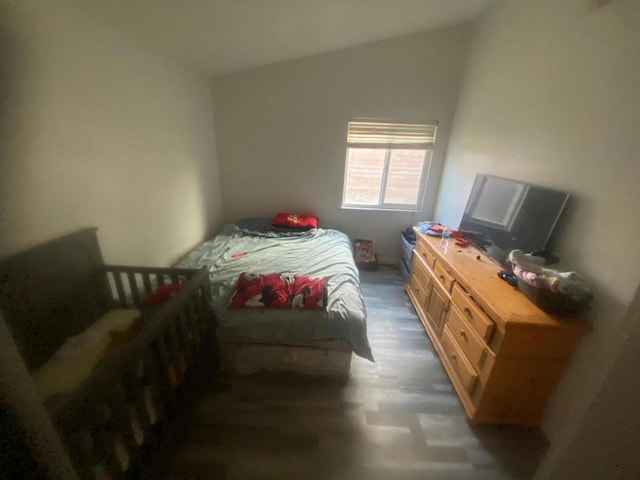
[33,309,142,400]
[175,224,373,361]
[32,308,157,475]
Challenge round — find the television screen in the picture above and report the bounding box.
[459,175,569,265]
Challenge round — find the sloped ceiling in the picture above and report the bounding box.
[70,0,494,76]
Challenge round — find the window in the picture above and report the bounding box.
[341,118,437,211]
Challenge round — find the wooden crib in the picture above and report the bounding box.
[0,229,218,479]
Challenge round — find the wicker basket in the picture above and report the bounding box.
[356,254,379,271]
[517,279,591,315]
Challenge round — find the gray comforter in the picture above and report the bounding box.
[175,225,373,361]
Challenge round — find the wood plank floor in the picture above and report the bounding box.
[166,267,547,480]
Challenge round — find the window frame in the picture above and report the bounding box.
[340,119,437,212]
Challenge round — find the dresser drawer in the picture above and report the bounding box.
[416,236,436,269]
[441,326,478,395]
[412,254,433,290]
[452,284,495,342]
[408,273,429,309]
[433,261,455,293]
[447,304,494,372]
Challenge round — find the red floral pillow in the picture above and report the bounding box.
[229,273,326,310]
[271,213,318,229]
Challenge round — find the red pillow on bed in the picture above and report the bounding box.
[229,273,326,310]
[271,213,318,229]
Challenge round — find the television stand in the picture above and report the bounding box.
[406,231,588,425]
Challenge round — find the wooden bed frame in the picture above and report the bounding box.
[0,229,218,479]
[216,328,353,376]
[174,224,369,376]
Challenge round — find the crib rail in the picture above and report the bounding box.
[48,266,217,479]
[103,265,205,308]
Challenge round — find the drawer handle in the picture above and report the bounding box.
[438,274,446,282]
[459,329,466,338]
[450,352,457,361]
[463,306,472,317]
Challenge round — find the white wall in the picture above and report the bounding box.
[536,285,640,479]
[0,0,223,266]
[210,25,472,263]
[434,0,640,470]
[0,3,223,474]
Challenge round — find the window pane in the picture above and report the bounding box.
[383,149,426,205]
[344,148,385,205]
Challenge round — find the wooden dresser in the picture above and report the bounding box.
[406,232,588,426]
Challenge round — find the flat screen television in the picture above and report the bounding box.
[458,174,569,266]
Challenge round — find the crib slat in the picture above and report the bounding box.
[143,349,172,434]
[107,387,142,474]
[175,313,191,379]
[198,308,217,372]
[195,286,206,310]
[166,319,185,390]
[193,296,212,383]
[103,432,126,480]
[196,290,210,334]
[142,273,153,295]
[198,278,219,372]
[160,330,175,384]
[194,297,207,352]
[170,313,186,360]
[89,405,109,456]
[66,429,96,480]
[175,318,190,393]
[171,273,180,284]
[184,301,203,382]
[156,273,166,286]
[112,273,127,308]
[127,272,140,305]
[177,309,196,385]
[154,336,178,411]
[191,289,211,371]
[91,405,126,480]
[188,297,202,339]
[124,366,153,443]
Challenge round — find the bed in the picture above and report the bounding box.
[0,229,217,479]
[175,218,374,375]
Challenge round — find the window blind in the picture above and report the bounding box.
[347,119,437,149]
